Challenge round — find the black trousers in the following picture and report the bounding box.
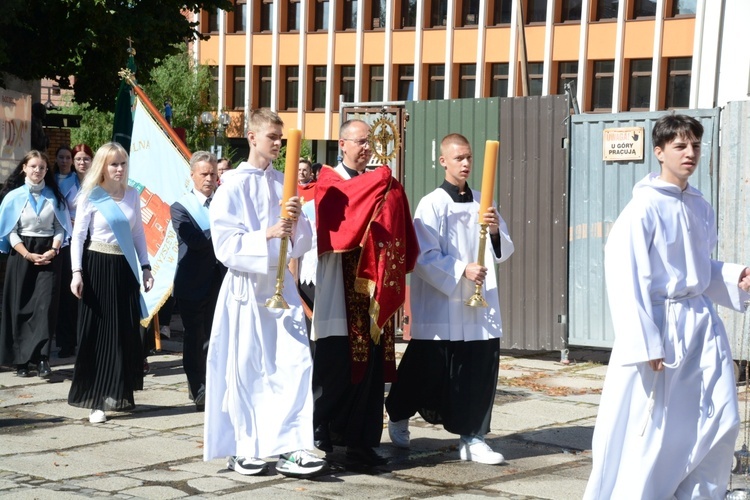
[385,338,500,437]
[298,281,315,357]
[178,295,217,400]
[312,336,385,448]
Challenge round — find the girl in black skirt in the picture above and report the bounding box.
[0,150,70,378]
[67,142,154,424]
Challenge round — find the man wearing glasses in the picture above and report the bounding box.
[312,119,418,468]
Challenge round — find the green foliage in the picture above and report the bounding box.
[272,140,315,172]
[53,44,220,154]
[54,100,114,151]
[0,0,232,110]
[142,45,216,153]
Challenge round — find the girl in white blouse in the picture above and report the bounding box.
[67,142,154,424]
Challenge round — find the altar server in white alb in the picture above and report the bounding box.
[584,114,750,500]
[203,108,328,479]
[385,133,514,464]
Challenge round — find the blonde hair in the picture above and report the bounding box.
[79,142,129,199]
[440,133,471,155]
[247,108,284,133]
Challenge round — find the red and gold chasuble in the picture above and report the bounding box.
[316,165,419,383]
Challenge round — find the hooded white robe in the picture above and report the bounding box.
[203,163,314,461]
[584,173,749,500]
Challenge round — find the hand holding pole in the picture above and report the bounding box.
[466,140,499,308]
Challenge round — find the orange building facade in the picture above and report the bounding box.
[195,0,743,157]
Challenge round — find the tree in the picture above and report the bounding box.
[272,140,315,172]
[67,103,114,151]
[55,43,217,153]
[142,44,216,153]
[0,0,231,110]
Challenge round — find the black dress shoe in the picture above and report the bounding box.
[58,348,74,358]
[194,387,205,406]
[38,359,52,378]
[346,446,388,466]
[314,425,333,453]
[16,364,29,378]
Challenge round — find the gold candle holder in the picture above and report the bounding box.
[465,223,489,308]
[265,225,291,310]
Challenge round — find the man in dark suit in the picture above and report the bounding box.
[170,151,226,411]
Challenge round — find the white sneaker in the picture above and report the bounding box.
[276,450,329,478]
[388,419,410,448]
[227,456,269,476]
[89,409,106,424]
[459,439,504,465]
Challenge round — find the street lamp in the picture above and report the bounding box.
[201,111,231,158]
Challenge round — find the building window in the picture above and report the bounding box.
[428,65,445,99]
[340,66,356,104]
[458,64,476,98]
[233,67,246,109]
[527,0,548,23]
[595,0,619,20]
[288,0,301,31]
[285,66,299,110]
[489,63,509,97]
[369,65,384,101]
[259,0,273,31]
[430,0,448,27]
[343,0,358,30]
[312,66,327,110]
[398,65,415,100]
[561,0,583,22]
[633,0,657,18]
[627,59,651,110]
[591,60,614,110]
[527,62,544,96]
[371,0,386,28]
[400,0,418,28]
[462,0,480,26]
[234,1,247,32]
[666,57,691,109]
[208,9,220,32]
[557,61,578,94]
[258,66,272,108]
[672,0,696,16]
[209,66,219,108]
[315,0,330,30]
[492,0,512,24]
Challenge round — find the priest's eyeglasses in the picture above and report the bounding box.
[343,138,370,147]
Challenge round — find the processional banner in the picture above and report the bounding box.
[128,95,193,326]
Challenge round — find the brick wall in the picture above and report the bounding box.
[44,127,72,164]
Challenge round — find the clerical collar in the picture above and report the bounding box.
[440,180,473,203]
[341,163,362,178]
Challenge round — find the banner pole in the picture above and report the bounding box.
[118,68,192,161]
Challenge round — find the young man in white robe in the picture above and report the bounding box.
[203,108,328,478]
[385,133,514,464]
[584,114,750,499]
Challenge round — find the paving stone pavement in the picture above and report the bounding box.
[1,324,749,499]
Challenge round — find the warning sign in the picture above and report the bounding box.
[603,127,644,161]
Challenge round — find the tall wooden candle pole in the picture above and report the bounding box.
[266,129,302,309]
[466,140,499,308]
